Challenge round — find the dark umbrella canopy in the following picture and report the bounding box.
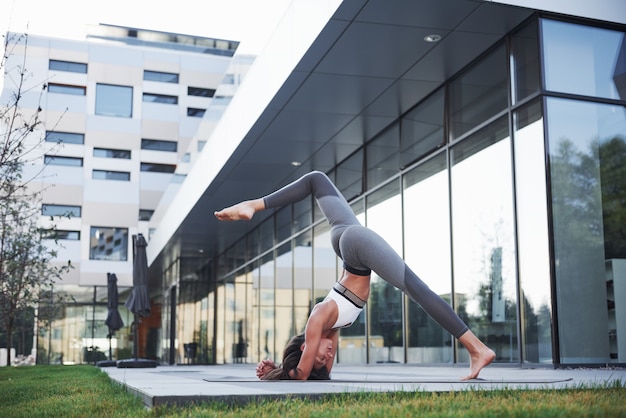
[125,234,151,318]
[105,273,124,332]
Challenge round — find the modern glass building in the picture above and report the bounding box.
[147,0,626,368]
[3,0,625,369]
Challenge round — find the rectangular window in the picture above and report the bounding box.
[48,83,86,95]
[448,43,508,141]
[96,83,133,117]
[187,107,206,117]
[92,170,130,181]
[42,204,81,218]
[49,59,87,73]
[44,155,83,167]
[45,131,84,144]
[141,139,177,152]
[90,227,128,261]
[188,87,215,97]
[44,229,81,240]
[143,93,178,104]
[144,70,179,83]
[93,148,131,159]
[400,88,445,168]
[140,162,176,173]
[139,209,154,221]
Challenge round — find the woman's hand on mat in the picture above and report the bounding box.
[256,359,276,379]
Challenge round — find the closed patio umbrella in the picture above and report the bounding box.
[98,273,124,367]
[105,273,125,333]
[118,234,157,368]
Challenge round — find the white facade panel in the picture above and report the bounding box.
[45,93,87,113]
[86,115,141,134]
[83,179,139,204]
[140,172,176,192]
[490,0,626,24]
[141,102,180,122]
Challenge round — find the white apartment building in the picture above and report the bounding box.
[1,24,249,364]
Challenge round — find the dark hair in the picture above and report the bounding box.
[261,334,330,380]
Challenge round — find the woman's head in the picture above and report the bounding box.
[261,334,332,380]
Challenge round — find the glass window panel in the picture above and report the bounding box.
[44,155,83,167]
[89,227,128,261]
[403,153,453,364]
[400,89,445,168]
[510,19,540,104]
[366,181,404,364]
[449,44,508,140]
[546,98,626,363]
[42,204,81,217]
[49,59,87,73]
[293,198,312,233]
[139,209,154,221]
[234,270,252,364]
[258,217,274,255]
[366,124,399,189]
[275,242,294,360]
[143,93,178,104]
[335,150,363,203]
[513,99,552,363]
[294,231,313,336]
[92,170,130,181]
[140,162,176,173]
[450,115,518,364]
[542,19,626,101]
[48,83,86,95]
[43,230,80,240]
[188,87,215,97]
[93,148,131,159]
[187,108,206,117]
[143,70,179,83]
[45,131,84,144]
[95,84,132,117]
[275,206,292,243]
[258,254,276,360]
[141,139,177,152]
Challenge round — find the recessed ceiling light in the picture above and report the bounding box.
[291,161,302,167]
[424,34,441,43]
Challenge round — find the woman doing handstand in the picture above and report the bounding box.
[215,171,495,380]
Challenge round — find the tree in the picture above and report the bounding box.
[1,31,71,366]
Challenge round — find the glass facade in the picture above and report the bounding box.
[156,16,624,367]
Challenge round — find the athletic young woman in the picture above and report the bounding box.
[215,171,495,380]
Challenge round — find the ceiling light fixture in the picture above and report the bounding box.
[424,34,442,43]
[291,161,302,167]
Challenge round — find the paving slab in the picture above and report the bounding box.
[99,363,626,408]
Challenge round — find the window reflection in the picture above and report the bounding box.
[450,116,518,363]
[366,182,403,363]
[400,89,445,168]
[543,19,626,101]
[546,97,626,363]
[403,153,453,363]
[513,99,552,363]
[449,44,508,140]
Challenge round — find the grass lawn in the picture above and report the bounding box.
[1,365,625,417]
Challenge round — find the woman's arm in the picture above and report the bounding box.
[325,330,338,374]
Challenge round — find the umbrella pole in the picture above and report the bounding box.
[133,315,139,359]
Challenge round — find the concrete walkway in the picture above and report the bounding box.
[99,363,626,408]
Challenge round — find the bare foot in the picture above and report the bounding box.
[214,201,257,221]
[460,346,496,380]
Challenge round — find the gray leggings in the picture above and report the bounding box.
[263,171,469,339]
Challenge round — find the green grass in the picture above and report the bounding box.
[1,366,625,418]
